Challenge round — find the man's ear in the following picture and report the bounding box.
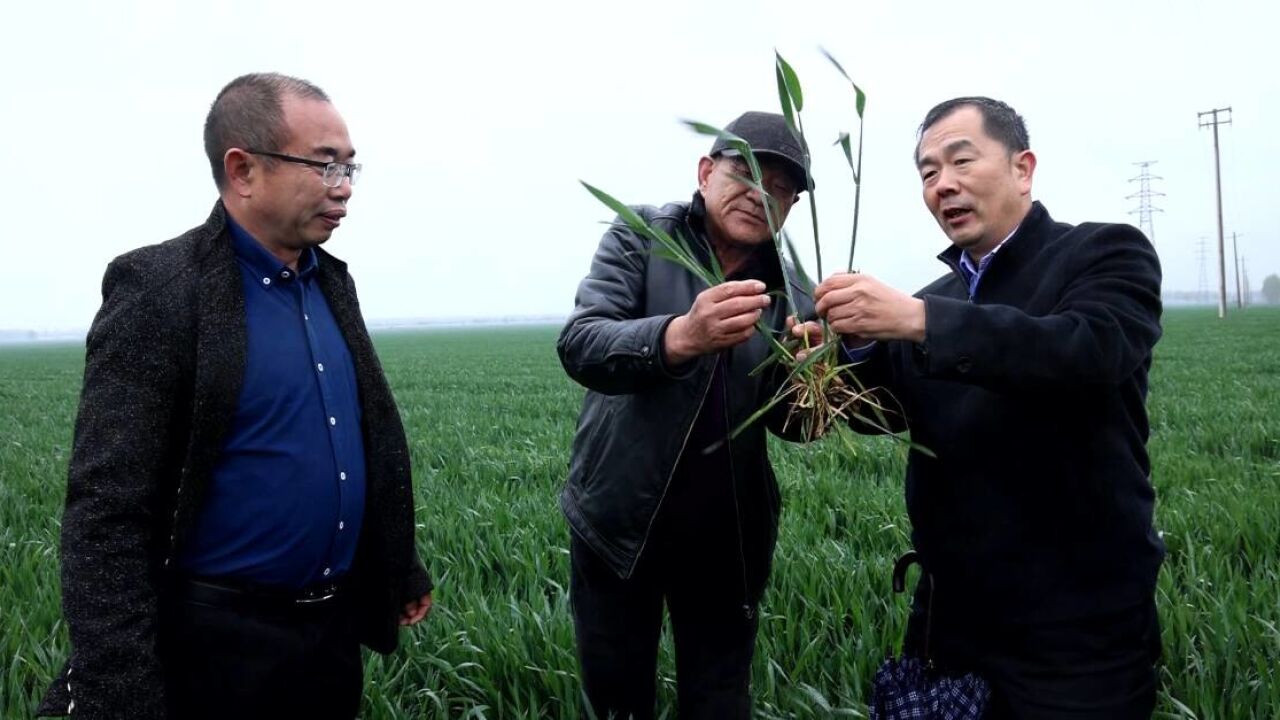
[696,156,716,193]
[224,149,256,198]
[1013,149,1036,196]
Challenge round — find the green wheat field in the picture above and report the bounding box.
[2,308,1278,718]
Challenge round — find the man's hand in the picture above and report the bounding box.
[815,273,926,344]
[400,592,433,626]
[664,280,771,366]
[786,316,825,362]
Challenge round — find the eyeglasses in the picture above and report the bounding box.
[247,150,362,188]
[722,157,798,199]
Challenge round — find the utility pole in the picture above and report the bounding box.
[1199,107,1231,318]
[1231,232,1243,309]
[1196,237,1210,304]
[1241,256,1251,307]
[1127,161,1163,243]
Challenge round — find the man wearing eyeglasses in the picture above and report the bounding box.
[559,111,814,718]
[39,73,432,720]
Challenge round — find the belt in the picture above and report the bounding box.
[172,577,346,613]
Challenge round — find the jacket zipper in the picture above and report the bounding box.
[629,208,757,597]
[688,209,759,617]
[719,359,755,620]
[628,212,723,577]
[627,359,716,578]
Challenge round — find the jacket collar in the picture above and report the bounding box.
[936,200,1051,278]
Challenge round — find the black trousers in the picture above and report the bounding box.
[905,591,1162,720]
[157,586,363,720]
[569,452,780,720]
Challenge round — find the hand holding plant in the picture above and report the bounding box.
[814,273,927,344]
[582,49,924,452]
[664,280,772,366]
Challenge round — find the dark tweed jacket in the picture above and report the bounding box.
[38,202,432,719]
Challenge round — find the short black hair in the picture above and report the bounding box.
[915,96,1029,164]
[203,72,329,189]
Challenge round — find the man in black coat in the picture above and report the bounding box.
[39,73,432,719]
[806,97,1164,717]
[559,112,814,718]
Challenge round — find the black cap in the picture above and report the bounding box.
[709,111,812,191]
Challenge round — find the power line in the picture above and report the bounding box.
[1126,161,1163,243]
[1198,106,1232,318]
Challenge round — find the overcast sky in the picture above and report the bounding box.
[2,0,1276,332]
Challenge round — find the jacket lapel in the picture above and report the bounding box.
[172,203,247,547]
[314,250,379,390]
[314,250,413,500]
[934,201,1053,292]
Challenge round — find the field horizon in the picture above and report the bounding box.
[2,307,1277,718]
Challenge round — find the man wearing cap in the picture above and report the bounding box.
[558,111,813,718]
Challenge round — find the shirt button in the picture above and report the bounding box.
[317,363,325,372]
[304,314,310,321]
[262,277,271,286]
[339,471,347,480]
[281,270,291,279]
[338,521,345,530]
[329,416,337,426]
[323,568,331,577]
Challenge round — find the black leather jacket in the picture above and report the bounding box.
[558,193,813,580]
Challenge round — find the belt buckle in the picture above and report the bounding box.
[295,583,338,605]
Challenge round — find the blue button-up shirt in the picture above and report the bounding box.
[956,223,1019,300]
[957,245,994,299]
[178,217,367,589]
